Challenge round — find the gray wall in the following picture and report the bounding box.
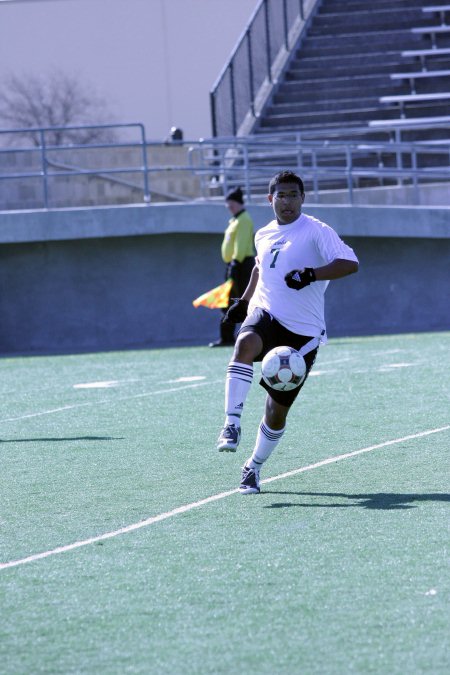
[0,203,449,354]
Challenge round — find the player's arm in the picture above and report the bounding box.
[314,258,359,280]
[285,258,358,290]
[223,262,259,323]
[241,264,259,300]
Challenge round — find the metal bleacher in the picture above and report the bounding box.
[206,0,450,204]
[1,1,449,210]
[252,0,450,138]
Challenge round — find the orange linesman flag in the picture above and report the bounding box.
[192,279,233,309]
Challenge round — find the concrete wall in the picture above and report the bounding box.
[0,203,449,354]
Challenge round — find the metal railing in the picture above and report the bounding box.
[0,123,151,209]
[209,0,321,138]
[188,133,450,205]
[1,120,450,210]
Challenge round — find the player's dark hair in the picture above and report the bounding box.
[269,171,305,195]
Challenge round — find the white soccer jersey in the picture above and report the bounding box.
[249,212,358,337]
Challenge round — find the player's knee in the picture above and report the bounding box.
[265,397,289,430]
[233,331,262,363]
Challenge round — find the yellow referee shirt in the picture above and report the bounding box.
[221,209,255,263]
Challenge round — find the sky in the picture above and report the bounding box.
[0,0,259,140]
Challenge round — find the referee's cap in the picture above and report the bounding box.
[225,186,244,204]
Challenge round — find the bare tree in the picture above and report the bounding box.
[0,71,117,146]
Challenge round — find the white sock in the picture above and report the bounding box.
[246,418,285,469]
[224,361,253,427]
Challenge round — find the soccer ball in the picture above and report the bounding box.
[261,346,306,391]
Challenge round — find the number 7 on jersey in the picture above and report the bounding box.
[270,247,280,268]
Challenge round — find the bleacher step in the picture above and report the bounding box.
[252,0,450,148]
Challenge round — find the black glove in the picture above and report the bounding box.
[285,268,316,290]
[222,298,248,324]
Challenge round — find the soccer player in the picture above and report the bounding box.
[216,170,359,494]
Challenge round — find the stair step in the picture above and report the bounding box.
[292,50,415,66]
[276,77,447,100]
[283,70,393,83]
[245,0,450,148]
[278,73,397,92]
[300,32,426,56]
[319,0,442,11]
[260,101,450,127]
[273,89,399,106]
[274,87,397,103]
[299,41,436,59]
[287,61,450,82]
[260,108,388,127]
[254,124,449,142]
[311,11,432,34]
[267,97,382,115]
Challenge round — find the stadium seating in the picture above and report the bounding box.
[255,0,450,142]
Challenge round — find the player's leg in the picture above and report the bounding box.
[239,396,289,494]
[239,334,319,493]
[217,330,262,451]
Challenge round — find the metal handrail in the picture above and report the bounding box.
[196,133,450,206]
[0,123,151,206]
[1,121,450,210]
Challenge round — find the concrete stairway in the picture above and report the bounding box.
[255,0,450,141]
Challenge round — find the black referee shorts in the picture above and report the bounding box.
[238,307,319,407]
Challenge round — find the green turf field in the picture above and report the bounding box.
[1,332,449,674]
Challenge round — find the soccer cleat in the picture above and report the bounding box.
[217,423,241,452]
[239,465,260,494]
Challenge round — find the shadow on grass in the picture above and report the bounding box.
[0,436,123,443]
[263,491,450,510]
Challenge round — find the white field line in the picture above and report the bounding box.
[0,353,430,424]
[1,424,448,571]
[0,380,223,423]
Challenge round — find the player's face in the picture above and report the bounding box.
[268,182,304,224]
